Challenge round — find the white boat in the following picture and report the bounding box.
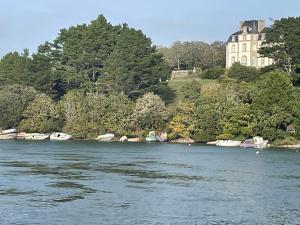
[24,133,49,140]
[0,133,17,140]
[207,140,218,145]
[253,136,268,149]
[0,128,17,134]
[96,133,115,141]
[119,136,128,142]
[240,136,268,149]
[50,132,72,141]
[216,140,241,147]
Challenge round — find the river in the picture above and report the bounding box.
[0,141,299,225]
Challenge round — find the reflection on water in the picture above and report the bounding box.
[0,141,299,225]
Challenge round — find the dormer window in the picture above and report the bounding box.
[243,26,247,33]
[232,36,236,42]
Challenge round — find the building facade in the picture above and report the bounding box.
[226,20,273,69]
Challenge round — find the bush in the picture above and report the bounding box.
[201,66,225,79]
[228,63,259,82]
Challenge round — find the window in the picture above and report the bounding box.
[242,43,247,52]
[243,35,246,40]
[231,56,236,64]
[241,56,247,66]
[261,58,265,66]
[251,57,256,66]
[232,36,236,42]
[231,45,236,53]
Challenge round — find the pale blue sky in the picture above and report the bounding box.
[0,0,299,57]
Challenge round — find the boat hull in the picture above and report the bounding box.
[50,132,72,141]
[24,133,49,140]
[0,133,17,140]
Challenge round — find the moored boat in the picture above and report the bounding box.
[127,137,141,142]
[0,133,17,140]
[24,133,49,140]
[216,140,241,147]
[50,132,72,141]
[146,131,158,142]
[119,136,128,142]
[96,133,115,141]
[170,137,195,144]
[240,136,268,149]
[0,128,17,140]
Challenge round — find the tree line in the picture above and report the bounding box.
[157,41,226,71]
[1,15,300,144]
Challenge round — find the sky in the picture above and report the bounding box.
[0,0,300,57]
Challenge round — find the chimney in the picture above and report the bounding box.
[258,20,265,33]
[239,21,245,31]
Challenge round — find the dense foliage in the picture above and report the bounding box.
[259,17,300,76]
[0,15,300,144]
[157,41,226,70]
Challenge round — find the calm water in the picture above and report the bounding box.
[0,141,299,225]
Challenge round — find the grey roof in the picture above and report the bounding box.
[227,20,269,43]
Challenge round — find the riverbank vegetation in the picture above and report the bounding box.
[1,15,300,144]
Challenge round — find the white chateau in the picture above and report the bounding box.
[226,20,273,69]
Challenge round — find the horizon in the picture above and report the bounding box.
[1,0,300,57]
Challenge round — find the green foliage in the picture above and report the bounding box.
[168,102,196,139]
[62,91,134,138]
[178,80,201,101]
[0,85,37,129]
[228,63,259,82]
[157,41,226,70]
[0,50,31,87]
[20,94,63,133]
[99,24,170,99]
[259,17,300,75]
[251,71,300,140]
[132,92,168,130]
[0,92,23,129]
[201,66,225,79]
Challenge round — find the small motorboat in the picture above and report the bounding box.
[0,128,17,140]
[0,133,17,140]
[50,132,72,141]
[127,137,141,142]
[216,140,241,147]
[146,131,158,142]
[240,136,268,149]
[96,133,115,141]
[24,133,49,140]
[157,132,168,142]
[119,136,128,142]
[1,128,17,134]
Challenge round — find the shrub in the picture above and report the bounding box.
[228,63,259,82]
[201,66,225,79]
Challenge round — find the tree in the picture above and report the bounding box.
[201,66,225,79]
[0,91,23,129]
[62,91,134,138]
[158,41,226,70]
[0,85,38,129]
[0,50,32,88]
[252,71,300,139]
[228,63,259,82]
[259,17,300,76]
[100,24,170,99]
[132,92,168,130]
[168,102,196,139]
[178,80,201,101]
[20,94,63,133]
